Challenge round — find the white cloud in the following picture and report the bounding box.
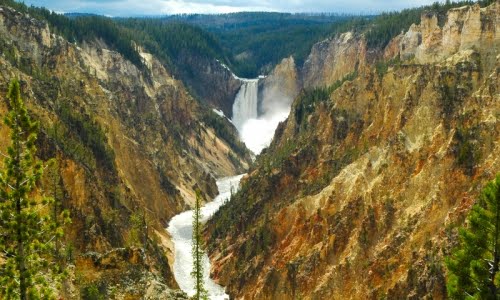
[22,0,444,15]
[156,0,273,14]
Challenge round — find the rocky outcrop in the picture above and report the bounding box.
[397,23,422,60]
[389,3,499,66]
[0,5,250,297]
[64,248,188,299]
[206,3,499,299]
[305,3,498,91]
[207,59,243,117]
[302,32,367,88]
[175,53,242,118]
[258,56,300,116]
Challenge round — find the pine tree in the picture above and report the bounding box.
[44,158,71,262]
[446,174,500,299]
[129,208,149,249]
[191,191,208,300]
[0,79,66,299]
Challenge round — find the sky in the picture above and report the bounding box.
[20,0,444,16]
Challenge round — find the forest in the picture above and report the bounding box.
[158,12,359,77]
[0,0,495,86]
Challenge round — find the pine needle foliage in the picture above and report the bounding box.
[446,174,500,299]
[0,79,68,299]
[191,191,208,300]
[44,158,71,262]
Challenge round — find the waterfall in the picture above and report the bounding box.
[231,79,259,132]
[231,77,292,154]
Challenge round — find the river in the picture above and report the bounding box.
[167,174,244,299]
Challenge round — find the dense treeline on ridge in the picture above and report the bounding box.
[158,12,359,76]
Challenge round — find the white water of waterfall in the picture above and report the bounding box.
[231,79,259,132]
[231,78,291,154]
[167,175,244,300]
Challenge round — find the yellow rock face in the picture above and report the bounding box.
[411,3,498,64]
[302,31,367,88]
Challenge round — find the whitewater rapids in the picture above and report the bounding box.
[167,175,244,299]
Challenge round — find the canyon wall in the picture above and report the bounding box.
[258,56,300,117]
[206,3,499,299]
[302,31,367,88]
[0,5,250,298]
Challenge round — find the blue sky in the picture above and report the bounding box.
[20,0,445,16]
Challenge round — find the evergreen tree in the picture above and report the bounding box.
[0,79,65,299]
[44,158,71,262]
[446,174,500,299]
[191,191,208,300]
[129,208,149,249]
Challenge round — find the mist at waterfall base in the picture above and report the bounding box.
[239,111,289,154]
[232,79,292,154]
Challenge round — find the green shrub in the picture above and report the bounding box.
[81,283,105,300]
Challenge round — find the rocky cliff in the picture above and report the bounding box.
[174,53,242,118]
[258,56,300,117]
[0,5,250,298]
[302,31,367,88]
[394,3,498,67]
[206,2,499,299]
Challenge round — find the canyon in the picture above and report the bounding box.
[0,1,498,299]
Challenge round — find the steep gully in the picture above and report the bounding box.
[168,73,291,297]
